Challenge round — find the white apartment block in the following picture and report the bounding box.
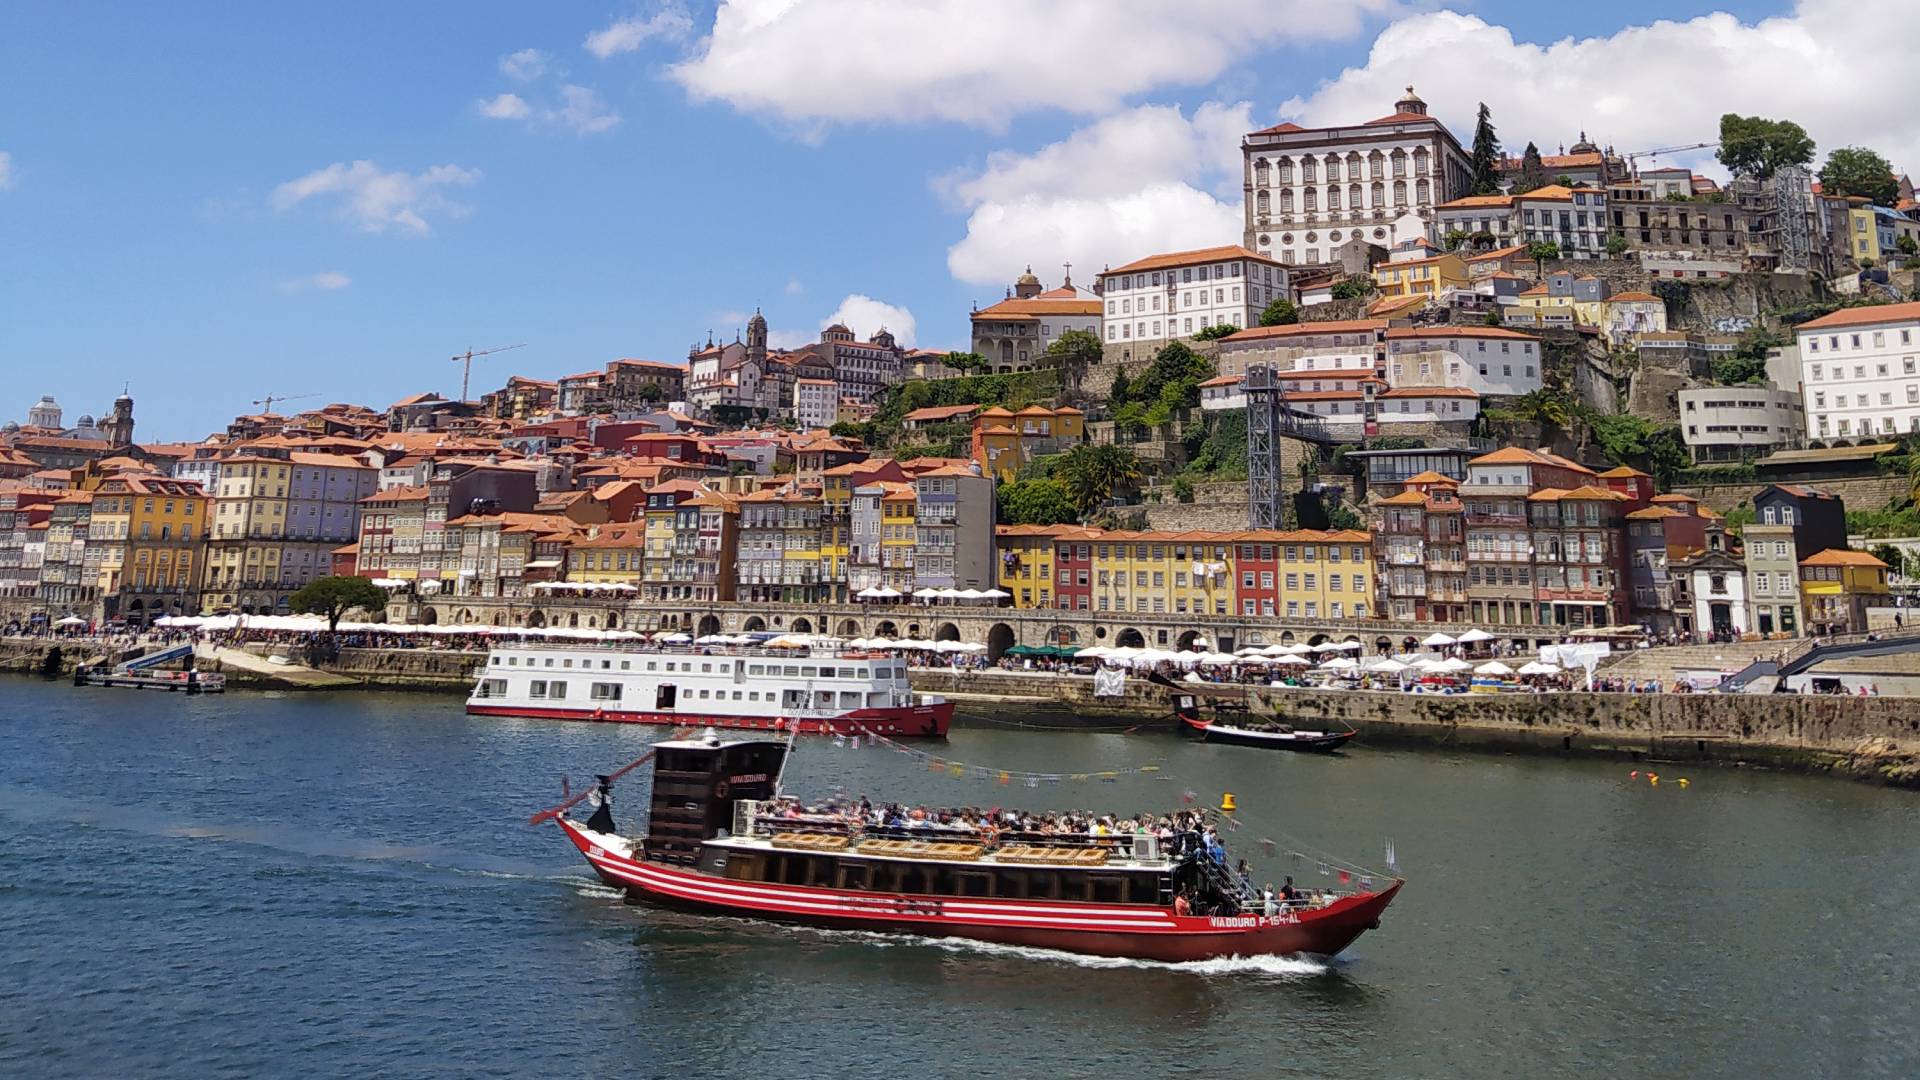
[1095,245,1288,354]
[1795,301,1920,442]
[1515,185,1609,258]
[1677,386,1804,463]
[793,378,838,431]
[1384,327,1543,397]
[1242,86,1471,267]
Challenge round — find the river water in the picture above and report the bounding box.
[2,678,1917,1078]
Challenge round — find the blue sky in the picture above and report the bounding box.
[3,1,1894,439]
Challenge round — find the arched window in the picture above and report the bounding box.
[1255,190,1270,215]
[1280,188,1294,213]
[1369,151,1385,179]
[1326,186,1340,210]
[1302,155,1317,183]
[1371,181,1384,208]
[1303,188,1317,212]
[1277,157,1293,184]
[1347,152,1363,178]
[1349,183,1363,209]
[1254,157,1269,185]
[1393,180,1407,206]
[1391,150,1407,178]
[1416,178,1430,205]
[1324,156,1339,182]
[1413,147,1430,176]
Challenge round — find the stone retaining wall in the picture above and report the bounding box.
[1673,473,1906,514]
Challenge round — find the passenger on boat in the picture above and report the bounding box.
[1280,876,1298,901]
[586,775,615,833]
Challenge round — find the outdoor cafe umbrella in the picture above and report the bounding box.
[1319,656,1360,671]
[1474,660,1516,676]
[1455,628,1495,644]
[1421,632,1458,648]
[1517,660,1562,676]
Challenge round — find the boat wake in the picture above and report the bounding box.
[788,923,1331,978]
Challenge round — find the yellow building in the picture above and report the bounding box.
[969,405,1084,481]
[83,473,208,624]
[201,455,291,613]
[567,523,648,586]
[1800,548,1890,634]
[1090,531,1237,618]
[1374,253,1470,302]
[879,483,918,594]
[994,524,1079,609]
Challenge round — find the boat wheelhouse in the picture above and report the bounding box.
[469,644,951,737]
[551,732,1400,962]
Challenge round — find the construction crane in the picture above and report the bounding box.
[451,343,528,402]
[1624,141,1720,177]
[252,392,317,415]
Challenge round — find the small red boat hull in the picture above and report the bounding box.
[469,700,951,738]
[558,818,1399,963]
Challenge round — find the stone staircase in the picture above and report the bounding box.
[1596,640,1791,683]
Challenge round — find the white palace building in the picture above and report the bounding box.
[1241,87,1472,268]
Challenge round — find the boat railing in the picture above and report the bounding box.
[734,810,1168,863]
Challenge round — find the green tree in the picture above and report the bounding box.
[1325,502,1364,531]
[996,478,1079,526]
[1111,400,1150,435]
[1259,297,1299,326]
[635,382,666,403]
[1554,173,1575,188]
[1646,426,1691,489]
[1042,329,1104,368]
[1109,369,1131,406]
[1527,240,1561,262]
[1468,102,1502,194]
[1820,146,1900,206]
[1442,229,1470,251]
[1130,341,1214,411]
[1331,275,1372,300]
[943,351,988,373]
[1605,233,1629,257]
[1716,114,1815,180]
[1192,323,1240,341]
[289,576,390,632]
[1057,443,1144,514]
[1898,235,1919,257]
[1170,475,1195,503]
[1516,141,1548,193]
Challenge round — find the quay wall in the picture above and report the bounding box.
[7,639,1917,787]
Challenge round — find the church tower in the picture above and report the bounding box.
[101,391,135,448]
[27,396,62,429]
[746,308,768,364]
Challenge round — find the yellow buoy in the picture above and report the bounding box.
[1220,792,1238,812]
[1649,773,1659,786]
[1677,778,1690,788]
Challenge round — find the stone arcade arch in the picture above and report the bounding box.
[791,617,813,633]
[526,609,545,628]
[837,618,861,637]
[1307,633,1328,647]
[874,620,899,638]
[934,622,960,642]
[696,614,722,638]
[1374,636,1392,655]
[1115,627,1146,648]
[985,623,1016,660]
[743,616,767,633]
[420,607,438,625]
[1175,629,1204,651]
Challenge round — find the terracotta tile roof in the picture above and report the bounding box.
[903,404,981,423]
[1609,291,1660,302]
[362,485,428,503]
[1378,386,1479,398]
[1403,470,1458,485]
[1249,121,1305,135]
[1104,244,1281,275]
[1513,184,1604,202]
[1800,549,1888,568]
[1376,490,1429,506]
[1651,493,1698,504]
[1365,111,1437,126]
[1385,326,1538,341]
[1221,319,1385,342]
[1796,301,1920,330]
[1466,245,1529,261]
[1437,194,1515,210]
[1626,506,1680,520]
[1199,375,1245,388]
[972,297,1103,318]
[1597,465,1650,479]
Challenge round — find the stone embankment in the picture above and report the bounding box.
[6,638,1917,788]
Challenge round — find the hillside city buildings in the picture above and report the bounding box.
[2,89,1913,642]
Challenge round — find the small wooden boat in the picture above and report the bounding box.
[1151,671,1355,754]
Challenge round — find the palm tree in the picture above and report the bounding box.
[1060,444,1144,513]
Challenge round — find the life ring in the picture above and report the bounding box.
[713,780,731,799]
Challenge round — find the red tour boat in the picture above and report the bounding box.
[540,731,1401,963]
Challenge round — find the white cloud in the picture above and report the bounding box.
[767,328,813,350]
[554,85,621,134]
[944,103,1250,287]
[822,294,917,348]
[478,87,619,134]
[586,4,694,59]
[500,48,549,81]
[784,278,804,295]
[279,271,352,293]
[1279,4,1920,181]
[670,0,1393,129]
[478,93,532,120]
[271,160,482,236]
[0,151,12,190]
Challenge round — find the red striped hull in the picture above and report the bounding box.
[468,701,951,737]
[558,818,1399,963]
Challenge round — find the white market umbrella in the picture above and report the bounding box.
[1197,652,1240,665]
[1319,656,1359,671]
[954,588,986,600]
[1435,657,1474,673]
[660,632,693,643]
[1421,632,1457,648]
[1455,628,1495,644]
[1076,645,1109,659]
[1518,660,1562,676]
[1366,657,1409,674]
[1474,661,1516,677]
[912,588,940,599]
[1268,654,1311,666]
[1332,640,1363,651]
[845,637,872,648]
[55,616,88,626]
[855,587,882,599]
[695,634,730,644]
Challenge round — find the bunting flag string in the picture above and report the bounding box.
[851,726,1165,787]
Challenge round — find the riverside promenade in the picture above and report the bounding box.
[8,635,1918,788]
